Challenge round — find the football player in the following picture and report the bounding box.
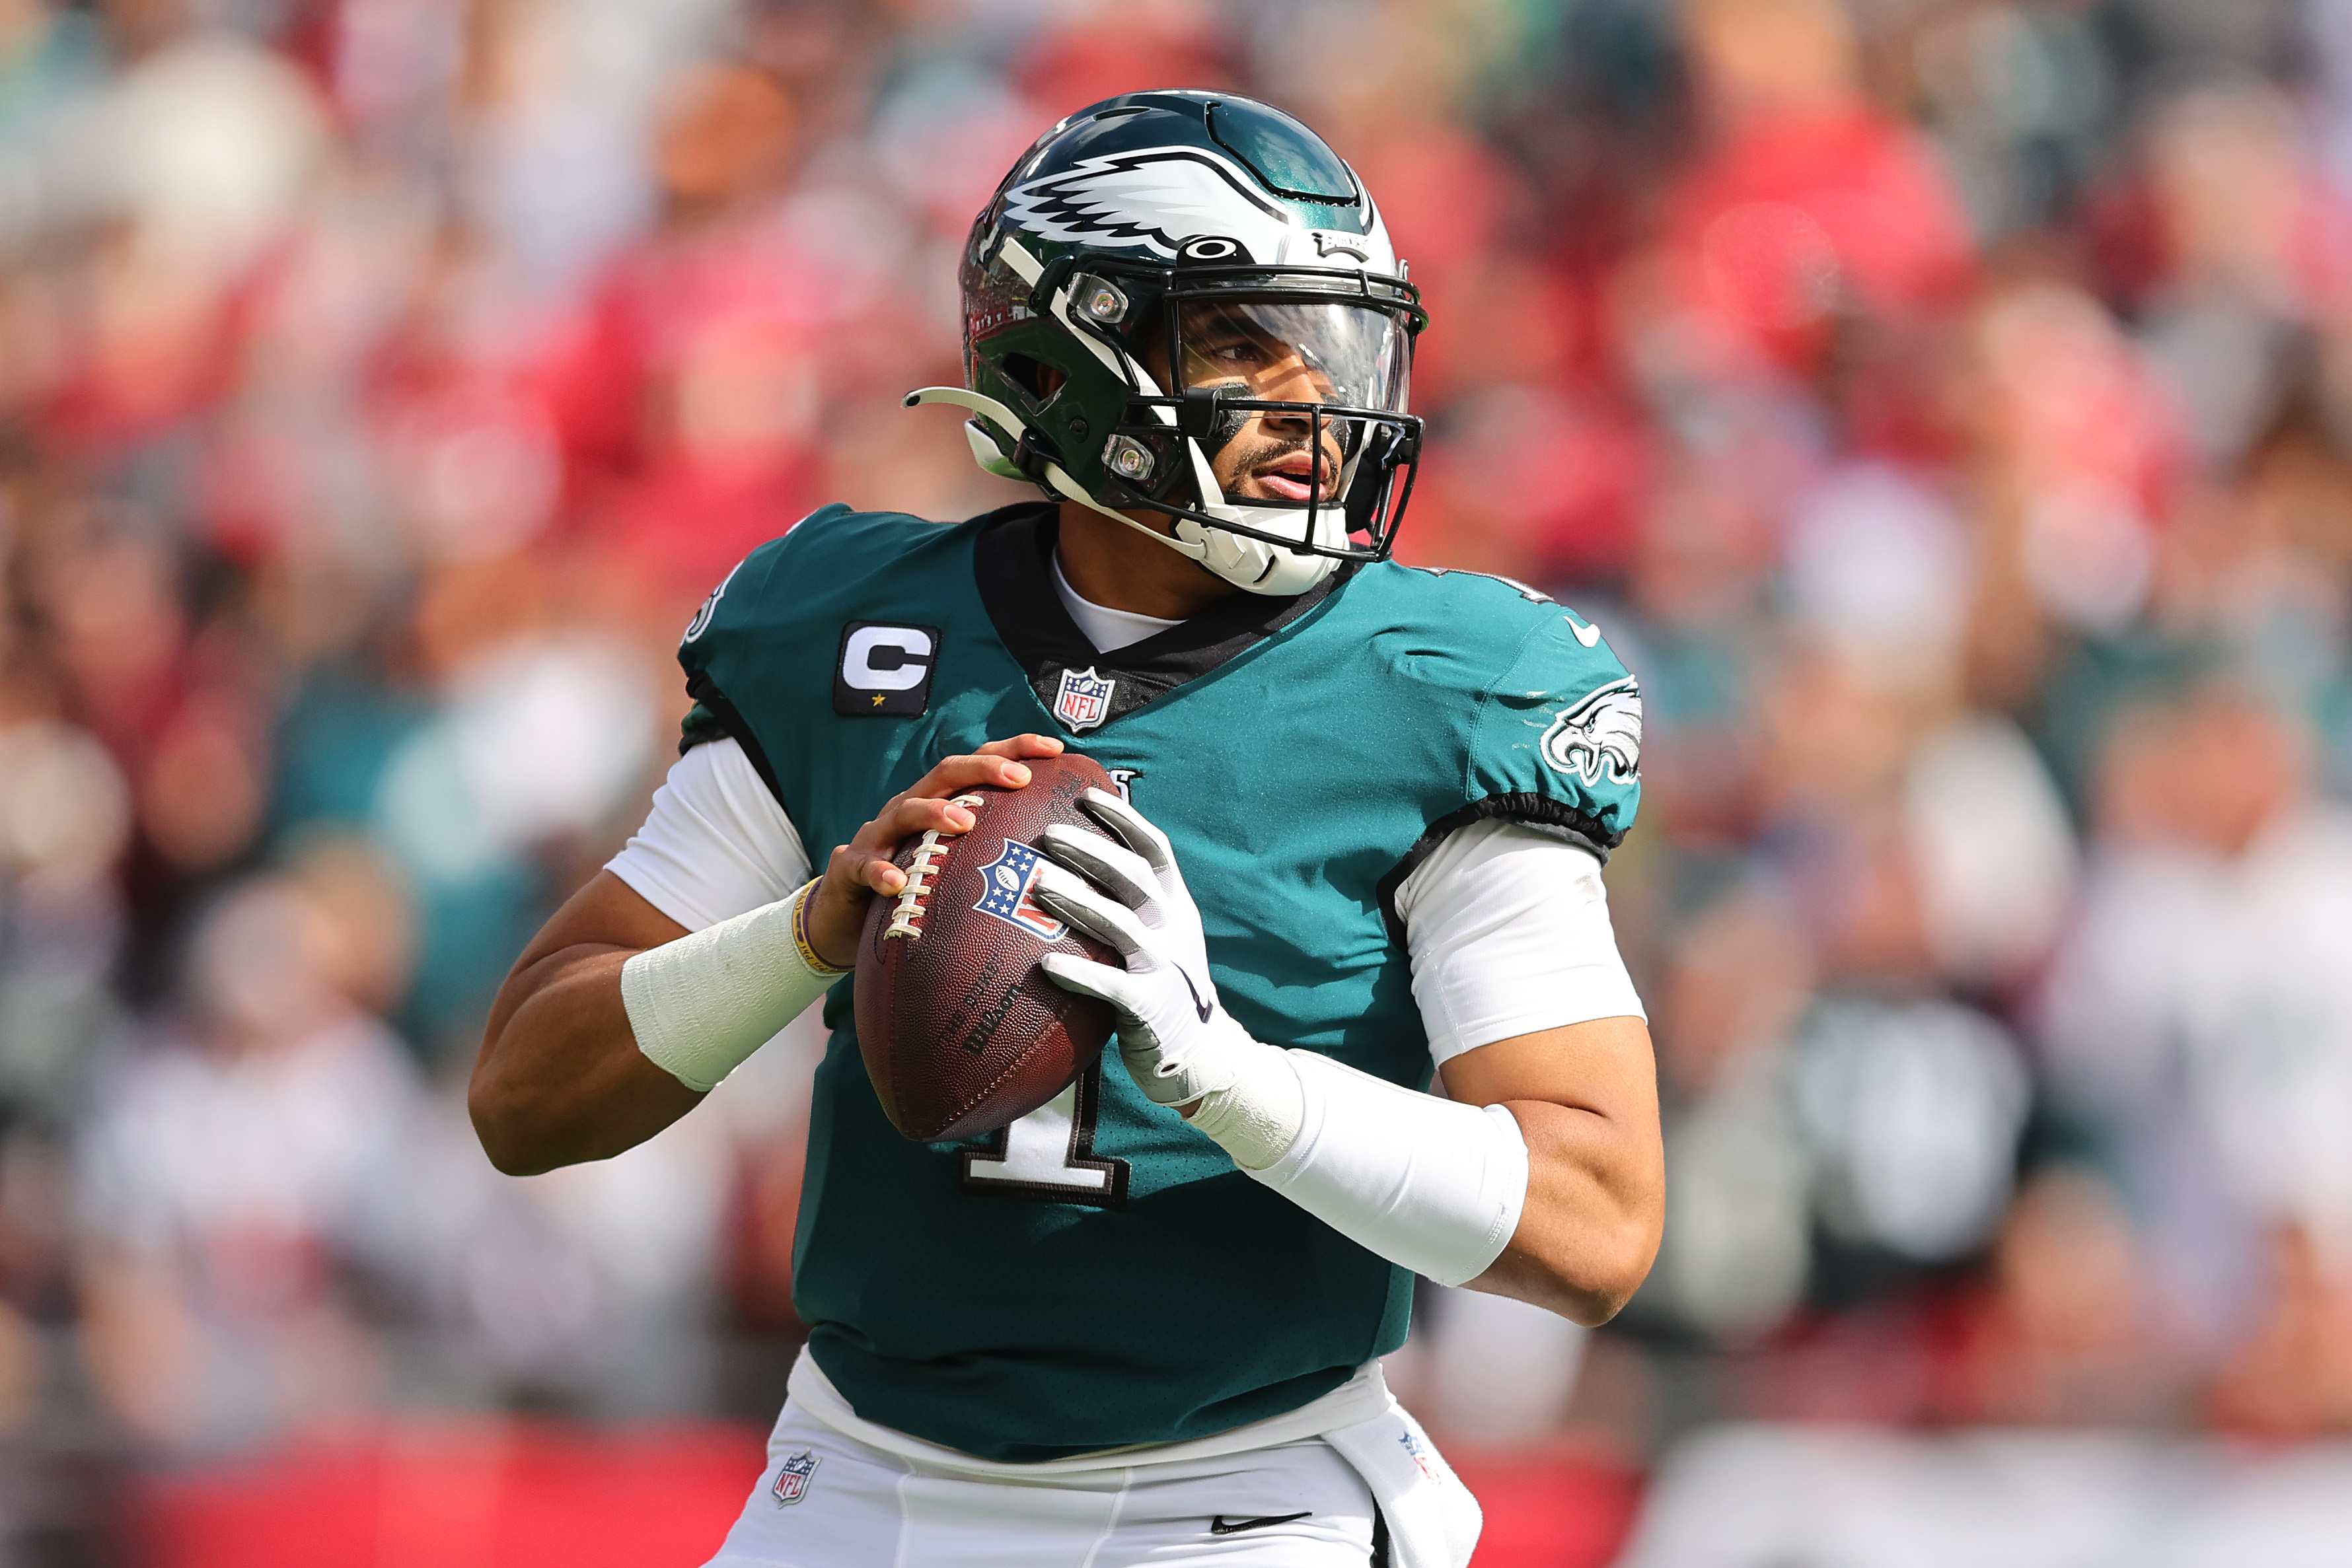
[470,91,1662,1567]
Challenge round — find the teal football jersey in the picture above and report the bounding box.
[676,503,1641,1461]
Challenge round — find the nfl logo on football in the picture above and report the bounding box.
[973,841,1070,941]
[770,1448,820,1507]
[1053,666,1115,732]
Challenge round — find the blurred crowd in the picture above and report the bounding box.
[5,0,2352,1538]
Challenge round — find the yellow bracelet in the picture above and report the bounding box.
[792,878,852,976]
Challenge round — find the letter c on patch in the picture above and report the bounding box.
[834,621,942,717]
[842,625,934,690]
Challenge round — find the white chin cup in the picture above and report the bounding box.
[1171,437,1350,596]
[1174,514,1342,596]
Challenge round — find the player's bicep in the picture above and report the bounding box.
[506,871,689,982]
[1438,1015,1655,1122]
[1447,1015,1664,1320]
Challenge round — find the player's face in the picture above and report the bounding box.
[1152,300,1410,507]
[1179,303,1342,505]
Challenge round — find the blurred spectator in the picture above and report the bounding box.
[1909,1,2112,243]
[0,695,131,1122]
[1648,889,1815,1341]
[1950,1163,2177,1427]
[2040,681,2352,1368]
[544,59,825,595]
[75,871,425,1452]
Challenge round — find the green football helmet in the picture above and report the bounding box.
[906,90,1426,596]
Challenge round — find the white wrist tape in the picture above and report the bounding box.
[1245,1050,1529,1288]
[619,879,846,1092]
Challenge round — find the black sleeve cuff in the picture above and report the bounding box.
[1375,793,1623,948]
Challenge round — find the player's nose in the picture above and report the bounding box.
[1255,353,1327,406]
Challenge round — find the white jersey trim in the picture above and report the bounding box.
[784,1345,1389,1475]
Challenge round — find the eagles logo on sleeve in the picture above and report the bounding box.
[1541,678,1642,788]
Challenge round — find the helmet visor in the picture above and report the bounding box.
[1173,300,1411,415]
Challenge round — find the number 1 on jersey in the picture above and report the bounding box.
[959,1061,1130,1207]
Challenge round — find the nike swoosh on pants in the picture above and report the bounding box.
[1208,1510,1312,1535]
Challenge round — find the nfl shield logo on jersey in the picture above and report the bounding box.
[973,841,1068,941]
[1052,665,1116,732]
[770,1448,820,1507]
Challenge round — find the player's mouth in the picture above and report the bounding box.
[1253,451,1325,503]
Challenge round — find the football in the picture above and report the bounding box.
[854,753,1120,1141]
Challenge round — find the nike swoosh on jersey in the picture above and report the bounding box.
[1569,616,1601,647]
[1177,968,1214,1022]
[1208,1511,1312,1535]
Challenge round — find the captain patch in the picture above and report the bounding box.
[834,622,941,717]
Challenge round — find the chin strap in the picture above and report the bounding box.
[904,386,1340,597]
[903,387,1209,564]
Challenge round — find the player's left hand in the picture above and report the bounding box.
[1030,790,1258,1113]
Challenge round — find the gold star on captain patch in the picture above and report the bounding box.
[872,694,885,707]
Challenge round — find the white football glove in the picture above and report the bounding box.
[1034,791,1530,1287]
[1031,789,1304,1168]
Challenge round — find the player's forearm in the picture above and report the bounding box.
[1463,1098,1663,1325]
[1191,1021,1659,1318]
[1442,1015,1664,1324]
[470,946,701,1176]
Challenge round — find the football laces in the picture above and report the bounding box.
[883,794,986,941]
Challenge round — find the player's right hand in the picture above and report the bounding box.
[1031,789,1259,1114]
[803,734,1065,969]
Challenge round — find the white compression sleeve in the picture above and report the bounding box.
[1394,819,1645,1066]
[619,880,846,1092]
[1202,1050,1529,1288]
[606,738,811,932]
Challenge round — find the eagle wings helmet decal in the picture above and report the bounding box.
[1540,677,1643,787]
[1000,147,1389,269]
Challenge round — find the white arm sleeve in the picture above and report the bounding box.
[620,886,843,1092]
[1249,1051,1531,1287]
[606,738,812,933]
[1393,819,1646,1067]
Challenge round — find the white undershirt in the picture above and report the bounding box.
[1050,552,1184,652]
[607,738,1643,1067]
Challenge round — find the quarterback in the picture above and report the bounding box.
[470,91,1662,1567]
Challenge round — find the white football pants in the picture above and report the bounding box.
[703,1396,1384,1567]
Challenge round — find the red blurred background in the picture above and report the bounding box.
[7,0,2352,1562]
